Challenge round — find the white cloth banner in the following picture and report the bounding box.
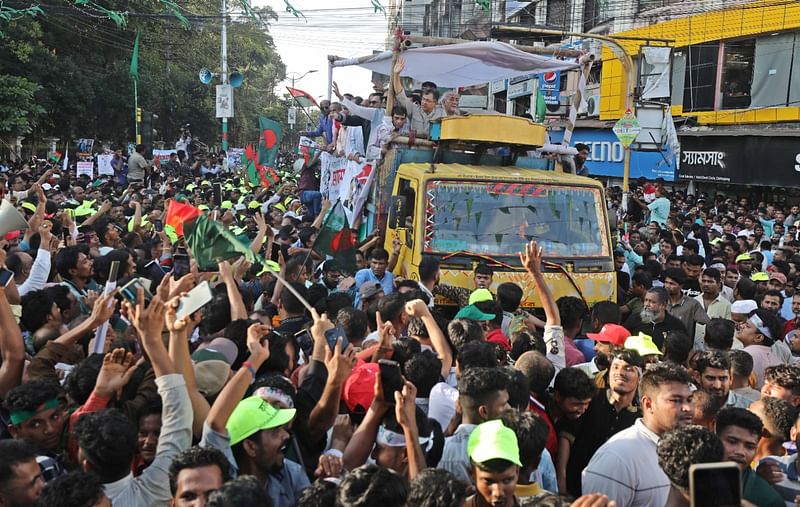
[346,41,579,88]
[97,154,114,176]
[320,152,349,204]
[342,160,376,224]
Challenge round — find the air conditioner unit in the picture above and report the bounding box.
[545,95,570,117]
[578,84,601,117]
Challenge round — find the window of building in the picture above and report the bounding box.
[683,43,719,112]
[721,39,755,109]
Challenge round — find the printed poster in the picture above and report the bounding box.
[76,161,94,179]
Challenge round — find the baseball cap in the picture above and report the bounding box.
[750,272,769,282]
[624,332,662,357]
[454,304,495,321]
[227,396,296,446]
[770,272,788,285]
[731,299,758,315]
[284,211,301,221]
[468,289,494,305]
[735,253,752,263]
[192,337,238,365]
[221,200,233,210]
[342,362,378,413]
[467,419,522,467]
[359,282,384,300]
[587,324,630,346]
[193,359,230,397]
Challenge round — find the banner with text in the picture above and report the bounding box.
[678,135,800,187]
[320,152,349,204]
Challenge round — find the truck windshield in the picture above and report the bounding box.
[424,180,609,258]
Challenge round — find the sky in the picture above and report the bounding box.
[254,0,390,102]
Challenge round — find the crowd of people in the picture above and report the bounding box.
[3,78,800,507]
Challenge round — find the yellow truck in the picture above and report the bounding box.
[370,114,615,308]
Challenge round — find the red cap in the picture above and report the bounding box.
[586,324,630,346]
[4,230,20,241]
[342,362,378,414]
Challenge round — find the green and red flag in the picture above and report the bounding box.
[243,117,283,189]
[314,200,357,275]
[165,199,201,237]
[286,87,318,108]
[183,213,262,270]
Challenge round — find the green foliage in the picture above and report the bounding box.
[0,74,45,134]
[0,0,289,151]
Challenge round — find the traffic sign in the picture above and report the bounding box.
[288,106,297,125]
[612,109,641,147]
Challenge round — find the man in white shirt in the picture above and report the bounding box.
[582,363,694,507]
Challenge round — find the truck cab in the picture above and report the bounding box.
[372,114,615,308]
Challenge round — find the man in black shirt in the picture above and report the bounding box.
[623,286,687,349]
[565,349,643,496]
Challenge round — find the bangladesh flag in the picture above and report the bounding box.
[258,117,282,168]
[165,200,201,237]
[286,87,318,108]
[244,144,280,189]
[314,200,357,275]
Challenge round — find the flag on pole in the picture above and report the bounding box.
[314,200,357,275]
[129,33,140,82]
[165,200,201,237]
[534,87,546,123]
[62,142,69,171]
[286,87,318,108]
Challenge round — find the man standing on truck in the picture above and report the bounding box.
[393,58,444,138]
[353,248,394,308]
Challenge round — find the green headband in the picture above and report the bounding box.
[9,398,61,425]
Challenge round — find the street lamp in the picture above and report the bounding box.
[286,69,318,89]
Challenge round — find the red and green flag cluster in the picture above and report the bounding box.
[244,116,282,189]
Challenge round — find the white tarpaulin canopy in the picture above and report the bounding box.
[332,41,580,88]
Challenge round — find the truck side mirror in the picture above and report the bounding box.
[388,196,407,229]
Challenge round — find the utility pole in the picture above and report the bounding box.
[220,0,229,152]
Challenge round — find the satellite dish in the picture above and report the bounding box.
[199,68,214,85]
[229,71,244,88]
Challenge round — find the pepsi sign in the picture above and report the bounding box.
[538,71,561,106]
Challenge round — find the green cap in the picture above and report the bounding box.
[624,332,662,357]
[750,272,769,282]
[221,200,233,210]
[455,304,495,321]
[468,288,494,305]
[467,419,521,467]
[227,396,296,446]
[248,201,261,210]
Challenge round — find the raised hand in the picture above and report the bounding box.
[94,348,140,398]
[332,81,343,101]
[520,240,543,276]
[89,292,116,327]
[246,323,271,365]
[325,336,356,386]
[394,381,417,431]
[164,295,191,333]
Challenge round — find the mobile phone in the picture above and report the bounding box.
[325,327,349,351]
[213,183,222,208]
[0,268,13,287]
[176,281,213,320]
[689,462,741,507]
[119,277,154,306]
[154,219,163,232]
[173,254,190,279]
[378,359,404,404]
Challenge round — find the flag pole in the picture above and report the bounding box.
[134,79,140,145]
